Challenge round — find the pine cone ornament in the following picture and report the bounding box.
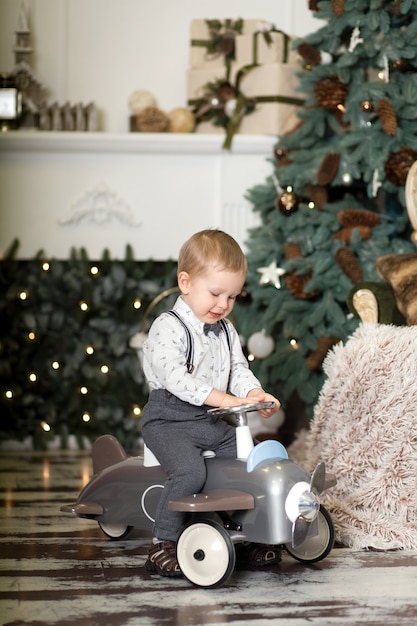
[286,270,320,300]
[335,247,363,283]
[135,106,169,132]
[376,98,398,136]
[333,226,372,244]
[274,148,292,166]
[298,41,321,66]
[284,242,302,260]
[307,336,340,371]
[314,78,348,111]
[331,0,346,17]
[385,147,417,186]
[317,153,340,185]
[337,208,380,229]
[308,184,328,209]
[283,243,320,299]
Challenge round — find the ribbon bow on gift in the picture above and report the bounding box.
[191,18,244,72]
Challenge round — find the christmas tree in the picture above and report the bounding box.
[234,0,417,425]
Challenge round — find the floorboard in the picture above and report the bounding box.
[1,449,416,625]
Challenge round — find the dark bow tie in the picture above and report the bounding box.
[203,322,221,336]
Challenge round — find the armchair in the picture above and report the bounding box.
[289,164,417,551]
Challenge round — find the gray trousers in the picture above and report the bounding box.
[141,389,237,541]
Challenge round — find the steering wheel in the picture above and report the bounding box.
[208,402,276,459]
[207,401,276,418]
[208,402,276,428]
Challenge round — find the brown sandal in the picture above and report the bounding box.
[145,540,183,578]
[235,542,282,567]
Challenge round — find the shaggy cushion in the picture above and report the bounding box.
[376,253,417,325]
[290,324,417,550]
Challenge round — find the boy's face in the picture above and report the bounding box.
[178,266,245,324]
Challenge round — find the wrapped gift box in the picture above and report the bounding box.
[189,18,275,70]
[233,62,304,135]
[188,63,304,137]
[234,30,299,67]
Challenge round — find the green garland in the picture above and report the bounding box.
[0,241,177,450]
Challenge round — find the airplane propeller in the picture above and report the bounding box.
[285,461,326,549]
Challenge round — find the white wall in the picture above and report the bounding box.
[0,0,319,132]
[0,1,321,259]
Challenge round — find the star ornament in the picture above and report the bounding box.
[257,261,286,289]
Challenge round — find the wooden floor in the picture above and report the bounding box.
[1,447,417,626]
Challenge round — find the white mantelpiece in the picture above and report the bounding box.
[0,132,276,260]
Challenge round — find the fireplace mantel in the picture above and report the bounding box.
[0,132,276,260]
[0,131,276,155]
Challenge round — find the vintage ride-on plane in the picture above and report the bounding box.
[61,402,336,588]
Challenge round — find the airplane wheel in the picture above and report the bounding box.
[98,521,133,540]
[284,505,335,563]
[177,519,235,588]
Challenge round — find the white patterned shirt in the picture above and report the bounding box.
[143,296,262,406]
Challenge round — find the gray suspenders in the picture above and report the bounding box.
[167,310,232,374]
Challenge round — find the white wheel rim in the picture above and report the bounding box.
[177,522,233,587]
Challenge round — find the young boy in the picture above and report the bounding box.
[141,229,281,577]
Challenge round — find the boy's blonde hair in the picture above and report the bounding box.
[178,229,247,277]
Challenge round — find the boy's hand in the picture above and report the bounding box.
[246,390,280,417]
[206,390,280,417]
[218,394,258,409]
